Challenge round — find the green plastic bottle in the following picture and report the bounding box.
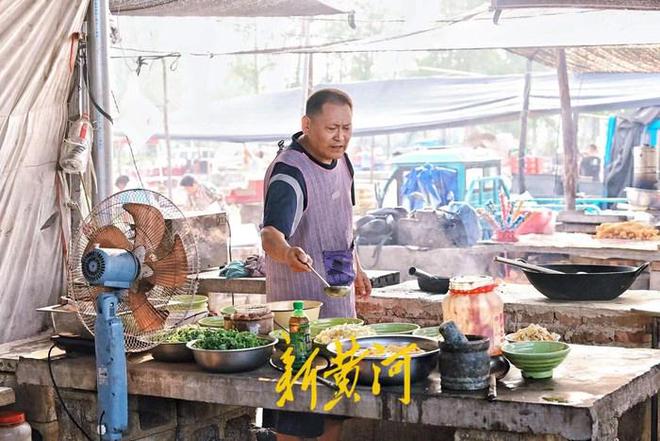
[289,301,311,370]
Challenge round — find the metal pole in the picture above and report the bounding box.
[301,19,312,114]
[556,49,577,211]
[87,0,113,204]
[517,57,533,193]
[161,59,173,199]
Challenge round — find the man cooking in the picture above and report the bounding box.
[260,88,371,441]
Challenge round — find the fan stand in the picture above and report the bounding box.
[94,291,128,441]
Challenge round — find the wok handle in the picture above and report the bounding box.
[493,256,564,275]
[634,262,651,277]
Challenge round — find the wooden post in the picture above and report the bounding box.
[161,58,173,200]
[556,49,577,211]
[517,57,533,193]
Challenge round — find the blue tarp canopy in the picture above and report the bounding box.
[165,72,660,143]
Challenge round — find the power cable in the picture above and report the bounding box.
[47,345,95,441]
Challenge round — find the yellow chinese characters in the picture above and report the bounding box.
[275,336,420,410]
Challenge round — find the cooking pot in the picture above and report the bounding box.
[519,262,649,301]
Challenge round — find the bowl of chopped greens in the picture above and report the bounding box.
[187,329,277,373]
[152,326,208,362]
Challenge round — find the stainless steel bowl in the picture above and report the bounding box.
[326,335,439,386]
[625,187,660,210]
[152,342,194,362]
[187,335,277,373]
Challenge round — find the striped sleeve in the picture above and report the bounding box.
[262,162,307,239]
[344,153,356,206]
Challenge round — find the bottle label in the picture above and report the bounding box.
[291,322,311,369]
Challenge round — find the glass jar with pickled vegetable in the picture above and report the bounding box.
[441,275,504,356]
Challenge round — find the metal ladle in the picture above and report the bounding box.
[306,263,350,298]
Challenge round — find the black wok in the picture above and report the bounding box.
[519,262,649,301]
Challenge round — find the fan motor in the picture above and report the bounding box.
[81,248,140,289]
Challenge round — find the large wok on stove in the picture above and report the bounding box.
[495,257,649,301]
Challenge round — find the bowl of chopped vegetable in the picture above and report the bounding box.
[326,335,439,386]
[187,329,277,373]
[505,324,561,344]
[152,326,208,362]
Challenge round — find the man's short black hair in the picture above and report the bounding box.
[115,175,129,186]
[180,175,196,187]
[305,88,353,117]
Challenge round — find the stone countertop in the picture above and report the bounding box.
[356,282,660,347]
[372,280,660,315]
[14,338,660,440]
[481,232,660,261]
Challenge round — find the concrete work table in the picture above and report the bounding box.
[481,232,660,262]
[14,338,660,441]
[358,281,660,348]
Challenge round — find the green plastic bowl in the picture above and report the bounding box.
[309,317,364,338]
[219,305,236,317]
[168,295,208,312]
[268,329,290,351]
[412,326,444,341]
[366,322,420,335]
[198,317,225,328]
[502,341,570,380]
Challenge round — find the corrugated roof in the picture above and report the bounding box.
[109,0,343,17]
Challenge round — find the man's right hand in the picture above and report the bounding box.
[285,247,313,273]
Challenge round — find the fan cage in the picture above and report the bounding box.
[68,189,200,352]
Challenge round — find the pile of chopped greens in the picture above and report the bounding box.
[192,329,268,350]
[163,325,208,343]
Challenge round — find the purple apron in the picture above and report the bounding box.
[264,148,356,319]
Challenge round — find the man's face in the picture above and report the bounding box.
[302,103,353,164]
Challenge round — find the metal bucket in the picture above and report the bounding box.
[633,146,657,189]
[439,335,490,391]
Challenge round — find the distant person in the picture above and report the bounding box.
[179,175,225,212]
[115,175,129,191]
[579,144,601,181]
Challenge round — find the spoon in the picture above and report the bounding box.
[494,256,564,275]
[305,263,350,298]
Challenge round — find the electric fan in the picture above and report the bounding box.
[68,189,199,440]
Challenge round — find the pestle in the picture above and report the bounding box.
[438,321,469,345]
[409,267,435,280]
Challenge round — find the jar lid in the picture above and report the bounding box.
[449,275,496,294]
[0,411,25,425]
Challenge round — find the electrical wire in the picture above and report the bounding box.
[109,90,145,189]
[47,345,95,441]
[98,411,105,441]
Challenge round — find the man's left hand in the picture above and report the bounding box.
[354,269,372,298]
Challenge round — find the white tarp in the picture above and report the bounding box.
[0,0,88,343]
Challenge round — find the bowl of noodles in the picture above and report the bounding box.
[505,324,561,344]
[325,335,439,385]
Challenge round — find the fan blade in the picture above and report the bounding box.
[127,283,168,332]
[84,225,131,254]
[145,235,188,288]
[123,203,166,254]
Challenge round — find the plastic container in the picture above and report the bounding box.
[289,301,311,370]
[0,411,31,440]
[230,304,274,335]
[442,276,505,356]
